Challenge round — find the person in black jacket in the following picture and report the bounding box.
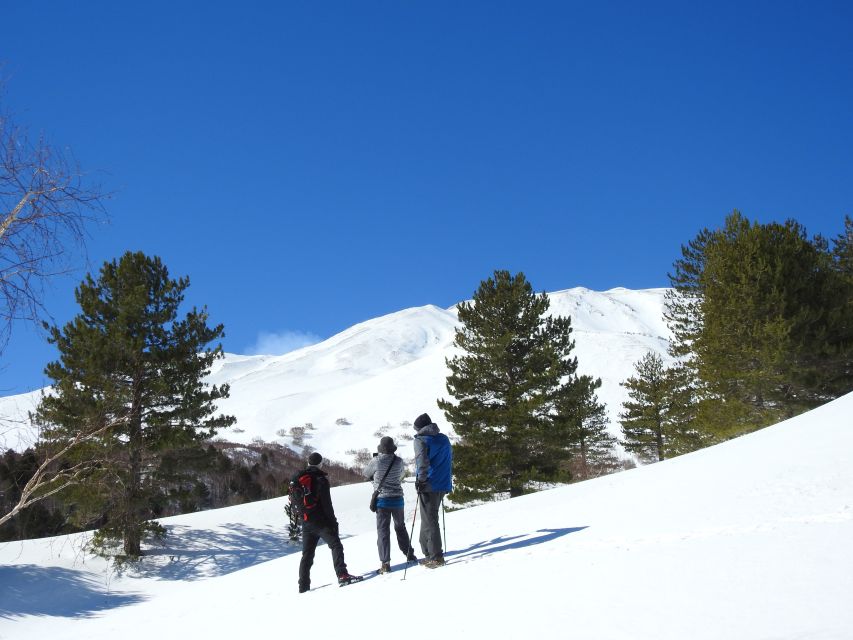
[293,452,360,592]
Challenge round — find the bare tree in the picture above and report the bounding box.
[0,410,119,529]
[0,87,106,355]
[0,82,107,528]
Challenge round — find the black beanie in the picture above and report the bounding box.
[414,413,432,429]
[378,436,397,453]
[308,452,323,466]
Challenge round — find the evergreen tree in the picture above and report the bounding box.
[826,216,853,398]
[619,352,701,462]
[665,211,853,437]
[36,251,235,557]
[285,501,302,543]
[832,215,853,276]
[553,376,621,481]
[438,270,596,502]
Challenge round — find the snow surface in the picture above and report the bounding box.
[0,287,674,465]
[2,391,852,639]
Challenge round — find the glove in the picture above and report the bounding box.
[415,480,426,493]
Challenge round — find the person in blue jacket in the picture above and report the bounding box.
[412,412,453,568]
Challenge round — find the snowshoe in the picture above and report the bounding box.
[338,573,364,587]
[423,556,446,569]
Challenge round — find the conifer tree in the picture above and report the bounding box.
[665,211,853,437]
[554,375,620,480]
[619,352,700,462]
[438,270,597,502]
[285,501,302,543]
[36,251,235,557]
[824,215,853,400]
[833,216,853,276]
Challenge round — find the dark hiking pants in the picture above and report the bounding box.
[299,520,347,590]
[418,491,446,561]
[376,507,414,563]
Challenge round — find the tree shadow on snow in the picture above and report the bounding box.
[131,522,300,581]
[0,565,146,619]
[445,527,588,562]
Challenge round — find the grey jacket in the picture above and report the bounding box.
[362,453,405,499]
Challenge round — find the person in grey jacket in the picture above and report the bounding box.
[412,413,452,568]
[362,436,417,573]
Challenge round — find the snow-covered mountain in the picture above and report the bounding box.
[0,287,673,464]
[2,387,851,639]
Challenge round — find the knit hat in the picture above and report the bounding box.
[377,436,397,454]
[307,452,323,466]
[414,413,432,429]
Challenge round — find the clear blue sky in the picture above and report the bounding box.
[2,1,852,393]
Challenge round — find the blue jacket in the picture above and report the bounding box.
[414,422,453,493]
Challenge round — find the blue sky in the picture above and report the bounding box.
[1,1,852,393]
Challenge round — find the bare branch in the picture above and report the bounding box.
[0,90,108,355]
[0,413,122,529]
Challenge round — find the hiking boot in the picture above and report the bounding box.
[299,585,309,593]
[378,562,391,574]
[406,550,418,562]
[423,556,446,569]
[338,572,363,586]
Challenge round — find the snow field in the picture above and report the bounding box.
[2,392,852,639]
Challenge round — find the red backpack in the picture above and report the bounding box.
[289,471,320,521]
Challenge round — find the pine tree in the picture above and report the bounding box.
[665,211,853,437]
[36,251,235,557]
[832,215,853,276]
[554,375,621,481]
[826,216,853,398]
[619,352,701,462]
[438,270,595,502]
[285,501,302,543]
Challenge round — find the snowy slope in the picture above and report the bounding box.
[0,287,673,465]
[2,391,851,639]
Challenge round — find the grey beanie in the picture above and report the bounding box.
[377,436,397,454]
[308,452,323,466]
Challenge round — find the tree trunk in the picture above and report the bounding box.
[124,394,144,557]
[656,419,665,462]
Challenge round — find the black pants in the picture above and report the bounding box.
[299,520,347,590]
[376,507,414,563]
[418,491,446,561]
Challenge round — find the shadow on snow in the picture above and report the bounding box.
[0,565,146,620]
[132,521,300,581]
[446,526,588,561]
[367,526,588,579]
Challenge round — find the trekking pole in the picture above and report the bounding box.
[403,490,420,581]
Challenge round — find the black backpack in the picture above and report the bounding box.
[289,471,321,521]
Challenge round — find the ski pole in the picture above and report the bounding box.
[403,490,420,581]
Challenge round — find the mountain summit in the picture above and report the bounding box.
[1,287,672,464]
